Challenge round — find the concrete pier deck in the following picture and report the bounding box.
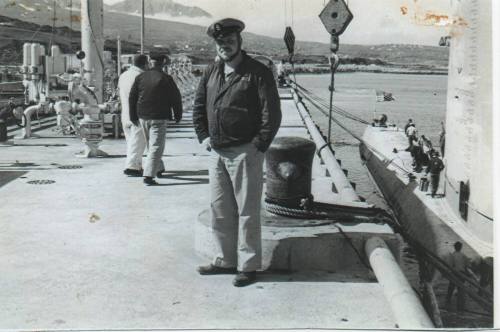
[0,94,400,329]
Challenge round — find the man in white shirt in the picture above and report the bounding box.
[118,55,148,176]
[405,123,418,151]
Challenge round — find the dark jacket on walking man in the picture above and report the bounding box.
[129,58,183,123]
[193,18,282,287]
[129,54,183,185]
[426,151,444,197]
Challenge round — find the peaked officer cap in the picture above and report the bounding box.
[207,18,245,39]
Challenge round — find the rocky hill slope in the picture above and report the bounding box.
[0,1,448,70]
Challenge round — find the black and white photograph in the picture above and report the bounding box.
[0,0,497,330]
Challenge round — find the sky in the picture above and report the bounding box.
[104,0,454,45]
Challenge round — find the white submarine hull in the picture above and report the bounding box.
[360,0,493,262]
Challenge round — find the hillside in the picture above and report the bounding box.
[0,2,449,69]
[106,0,211,18]
[0,15,169,64]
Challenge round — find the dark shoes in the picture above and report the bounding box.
[143,177,158,186]
[233,271,257,287]
[126,169,163,179]
[124,168,143,177]
[197,264,257,287]
[197,264,237,275]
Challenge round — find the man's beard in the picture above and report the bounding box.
[218,39,242,62]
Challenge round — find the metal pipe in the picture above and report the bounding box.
[16,104,42,139]
[292,89,360,202]
[23,43,31,67]
[141,0,145,53]
[112,114,120,139]
[423,281,443,327]
[117,35,122,76]
[81,0,104,103]
[365,237,434,329]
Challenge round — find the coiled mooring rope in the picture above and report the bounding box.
[264,198,377,271]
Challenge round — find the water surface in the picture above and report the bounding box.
[299,72,447,208]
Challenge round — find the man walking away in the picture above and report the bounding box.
[446,241,470,311]
[129,54,183,186]
[426,151,444,198]
[193,18,282,287]
[405,122,417,151]
[404,118,414,134]
[119,54,148,177]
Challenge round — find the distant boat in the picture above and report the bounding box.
[375,90,394,102]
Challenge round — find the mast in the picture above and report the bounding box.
[50,0,56,48]
[69,0,73,53]
[117,35,122,76]
[81,0,104,103]
[444,0,493,242]
[141,0,145,53]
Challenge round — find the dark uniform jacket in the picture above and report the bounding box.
[129,68,183,122]
[192,52,282,152]
[426,157,444,175]
[0,104,13,120]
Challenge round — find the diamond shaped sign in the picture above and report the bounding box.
[319,0,353,36]
[283,27,295,55]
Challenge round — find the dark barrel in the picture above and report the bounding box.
[265,136,316,208]
[419,177,429,192]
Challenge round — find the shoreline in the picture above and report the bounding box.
[290,64,448,76]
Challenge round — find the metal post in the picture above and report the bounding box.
[141,0,145,54]
[327,35,340,146]
[117,35,122,76]
[290,55,297,87]
[319,0,353,145]
[51,0,56,48]
[327,66,334,144]
[69,0,73,53]
[81,0,104,103]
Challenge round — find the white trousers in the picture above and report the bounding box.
[209,143,265,272]
[123,122,146,171]
[140,119,168,178]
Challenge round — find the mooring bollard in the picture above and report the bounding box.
[265,136,316,208]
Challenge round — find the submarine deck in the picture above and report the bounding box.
[0,93,399,330]
[361,125,493,260]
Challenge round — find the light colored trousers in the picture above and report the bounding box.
[209,143,265,272]
[139,119,168,178]
[123,122,146,171]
